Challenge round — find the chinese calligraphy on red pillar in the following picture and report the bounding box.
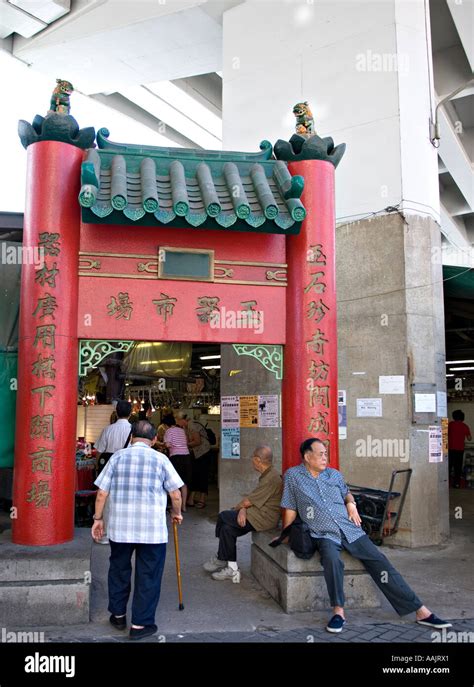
[27,233,60,509]
[283,160,338,470]
[12,140,83,545]
[305,244,332,450]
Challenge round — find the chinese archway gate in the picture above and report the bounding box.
[13,109,345,545]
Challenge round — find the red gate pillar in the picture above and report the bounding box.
[283,160,339,471]
[12,140,83,545]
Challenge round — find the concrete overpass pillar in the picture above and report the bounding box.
[222,0,449,546]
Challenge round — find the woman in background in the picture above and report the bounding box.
[163,413,192,511]
[176,411,212,509]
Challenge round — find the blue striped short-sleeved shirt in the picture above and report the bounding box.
[94,442,184,544]
[281,464,364,544]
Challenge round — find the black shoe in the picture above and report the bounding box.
[109,614,126,630]
[416,614,452,629]
[326,614,346,633]
[129,624,158,641]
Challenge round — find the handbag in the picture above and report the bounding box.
[269,515,315,559]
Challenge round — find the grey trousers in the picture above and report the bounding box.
[313,533,423,616]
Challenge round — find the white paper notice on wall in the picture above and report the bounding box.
[437,391,448,418]
[258,395,279,428]
[338,390,347,440]
[429,425,443,463]
[221,396,240,428]
[415,393,436,413]
[356,398,382,417]
[379,375,405,394]
[221,428,240,459]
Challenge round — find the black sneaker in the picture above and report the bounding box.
[109,614,126,630]
[129,624,158,641]
[416,614,452,629]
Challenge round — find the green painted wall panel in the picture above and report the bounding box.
[0,353,17,468]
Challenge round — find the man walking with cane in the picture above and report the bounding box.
[92,420,184,640]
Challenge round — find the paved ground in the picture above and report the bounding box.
[34,618,474,644]
[2,487,473,643]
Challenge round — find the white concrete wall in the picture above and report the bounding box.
[222,0,448,545]
[395,0,440,219]
[223,0,439,221]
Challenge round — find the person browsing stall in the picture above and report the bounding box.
[448,409,472,488]
[176,411,212,509]
[163,413,193,512]
[94,400,132,544]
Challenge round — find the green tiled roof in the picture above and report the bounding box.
[78,130,306,233]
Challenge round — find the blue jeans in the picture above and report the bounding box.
[314,533,423,616]
[108,541,166,626]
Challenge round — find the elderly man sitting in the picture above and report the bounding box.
[203,445,282,583]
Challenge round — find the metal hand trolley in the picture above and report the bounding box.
[348,468,412,546]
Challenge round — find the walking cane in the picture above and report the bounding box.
[172,520,184,610]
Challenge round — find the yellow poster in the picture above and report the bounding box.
[240,395,259,427]
[441,417,448,460]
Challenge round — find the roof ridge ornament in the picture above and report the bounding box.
[273,101,346,167]
[18,79,95,150]
[96,127,273,161]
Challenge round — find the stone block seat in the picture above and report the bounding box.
[0,529,91,626]
[251,530,381,613]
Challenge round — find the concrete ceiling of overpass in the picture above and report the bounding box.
[11,0,242,93]
[6,0,244,150]
[444,267,474,373]
[430,0,461,51]
[451,95,474,130]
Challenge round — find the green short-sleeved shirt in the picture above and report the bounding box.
[246,466,283,531]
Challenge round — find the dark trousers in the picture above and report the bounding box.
[192,451,211,494]
[448,449,464,483]
[108,540,166,626]
[313,533,423,616]
[216,509,255,562]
